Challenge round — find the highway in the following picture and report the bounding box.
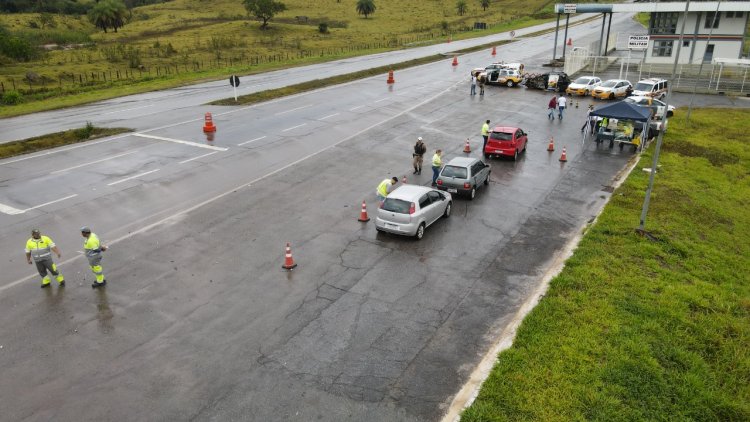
[1,13,643,421]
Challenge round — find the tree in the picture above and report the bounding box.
[356,0,376,19]
[243,0,287,30]
[88,0,128,33]
[480,0,490,12]
[39,12,56,29]
[457,0,467,16]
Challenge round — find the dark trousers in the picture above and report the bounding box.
[432,166,440,185]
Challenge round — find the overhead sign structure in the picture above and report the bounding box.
[563,4,577,14]
[628,35,649,50]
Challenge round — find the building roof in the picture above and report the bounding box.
[555,2,750,14]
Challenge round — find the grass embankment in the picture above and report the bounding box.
[211,40,512,106]
[634,12,650,28]
[461,108,750,421]
[0,124,130,159]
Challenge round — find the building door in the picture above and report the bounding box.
[703,44,715,63]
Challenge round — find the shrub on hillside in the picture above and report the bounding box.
[2,90,23,105]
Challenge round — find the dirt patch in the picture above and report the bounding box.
[662,141,739,166]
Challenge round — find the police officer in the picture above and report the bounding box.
[25,229,65,288]
[81,227,107,288]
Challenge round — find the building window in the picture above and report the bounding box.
[736,12,744,18]
[705,12,720,28]
[683,40,690,47]
[726,12,734,19]
[652,40,674,57]
[651,12,678,34]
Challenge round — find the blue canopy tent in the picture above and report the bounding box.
[588,101,652,151]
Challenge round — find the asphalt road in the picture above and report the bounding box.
[2,14,644,421]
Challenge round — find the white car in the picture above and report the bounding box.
[623,96,676,119]
[591,79,632,100]
[375,185,452,240]
[565,76,602,96]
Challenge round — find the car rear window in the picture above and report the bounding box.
[490,131,513,141]
[382,198,411,214]
[441,165,468,178]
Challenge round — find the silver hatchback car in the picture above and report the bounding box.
[436,157,491,200]
[375,185,452,240]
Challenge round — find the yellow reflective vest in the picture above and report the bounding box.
[377,179,391,197]
[432,153,442,168]
[25,236,55,261]
[481,123,490,137]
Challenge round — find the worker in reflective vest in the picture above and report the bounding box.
[25,229,64,288]
[377,177,399,202]
[431,149,443,186]
[81,226,107,288]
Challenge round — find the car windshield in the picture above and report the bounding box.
[490,131,513,141]
[382,198,411,214]
[441,165,468,178]
[600,80,618,88]
[574,77,592,84]
[634,82,654,91]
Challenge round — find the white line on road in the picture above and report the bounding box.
[24,194,78,212]
[319,113,339,120]
[2,79,463,294]
[374,98,389,103]
[101,104,154,115]
[349,105,365,111]
[282,123,307,132]
[133,133,228,151]
[237,136,266,146]
[51,150,139,174]
[0,203,24,215]
[179,151,219,164]
[0,133,133,166]
[107,169,160,186]
[274,104,311,116]
[0,194,78,215]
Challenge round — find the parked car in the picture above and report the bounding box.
[483,68,524,87]
[591,79,633,100]
[523,71,572,92]
[484,126,528,161]
[565,76,602,96]
[436,157,491,200]
[470,62,525,78]
[623,96,676,119]
[631,78,669,99]
[375,185,452,240]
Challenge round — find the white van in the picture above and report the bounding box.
[632,78,669,100]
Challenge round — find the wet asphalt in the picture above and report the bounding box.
[0,13,735,422]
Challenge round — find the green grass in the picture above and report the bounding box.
[634,12,650,28]
[0,125,130,159]
[461,108,750,421]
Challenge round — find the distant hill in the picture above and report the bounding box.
[0,0,172,14]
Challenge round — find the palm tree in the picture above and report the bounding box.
[356,0,376,19]
[88,0,127,33]
[457,0,467,16]
[480,0,490,12]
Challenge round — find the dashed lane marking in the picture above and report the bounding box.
[179,151,219,164]
[238,136,266,146]
[282,123,307,132]
[349,105,365,111]
[274,104,311,116]
[51,150,140,174]
[319,113,339,120]
[107,169,160,186]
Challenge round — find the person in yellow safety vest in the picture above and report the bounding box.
[481,120,491,152]
[25,229,64,288]
[377,177,399,203]
[81,226,107,288]
[431,149,443,186]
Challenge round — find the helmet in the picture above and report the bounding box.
[417,137,423,141]
[80,226,91,233]
[31,229,40,235]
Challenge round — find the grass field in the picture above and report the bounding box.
[0,0,565,117]
[0,125,130,159]
[460,108,750,421]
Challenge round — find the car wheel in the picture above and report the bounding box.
[443,201,452,218]
[522,142,527,152]
[483,152,490,159]
[667,110,673,118]
[483,172,490,185]
[513,149,518,161]
[415,223,425,240]
[609,93,615,100]
[506,80,514,87]
[375,227,384,233]
[469,187,476,200]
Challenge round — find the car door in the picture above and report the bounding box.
[476,160,489,184]
[470,162,482,187]
[417,194,435,226]
[516,129,526,151]
[427,191,445,222]
[488,71,499,83]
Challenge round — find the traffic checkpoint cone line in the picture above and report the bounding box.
[547,137,555,152]
[282,242,297,270]
[567,38,573,46]
[358,201,370,222]
[452,56,458,66]
[559,146,568,162]
[386,70,395,84]
[463,138,471,153]
[203,112,216,133]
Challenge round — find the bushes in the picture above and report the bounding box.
[2,90,23,105]
[74,121,95,140]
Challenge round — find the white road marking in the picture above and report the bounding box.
[349,105,365,111]
[319,113,339,120]
[0,194,78,215]
[0,133,133,166]
[374,98,389,103]
[274,104,311,116]
[101,104,154,115]
[238,136,266,146]
[2,79,463,293]
[133,133,228,151]
[179,151,218,164]
[282,123,307,132]
[0,203,24,215]
[51,150,139,174]
[107,169,160,186]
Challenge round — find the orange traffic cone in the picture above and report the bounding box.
[387,70,395,84]
[547,137,555,152]
[358,201,370,222]
[491,46,496,56]
[559,146,568,162]
[452,56,458,66]
[282,242,297,270]
[203,112,216,133]
[567,38,573,46]
[463,138,471,153]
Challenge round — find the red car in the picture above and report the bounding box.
[484,126,528,161]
